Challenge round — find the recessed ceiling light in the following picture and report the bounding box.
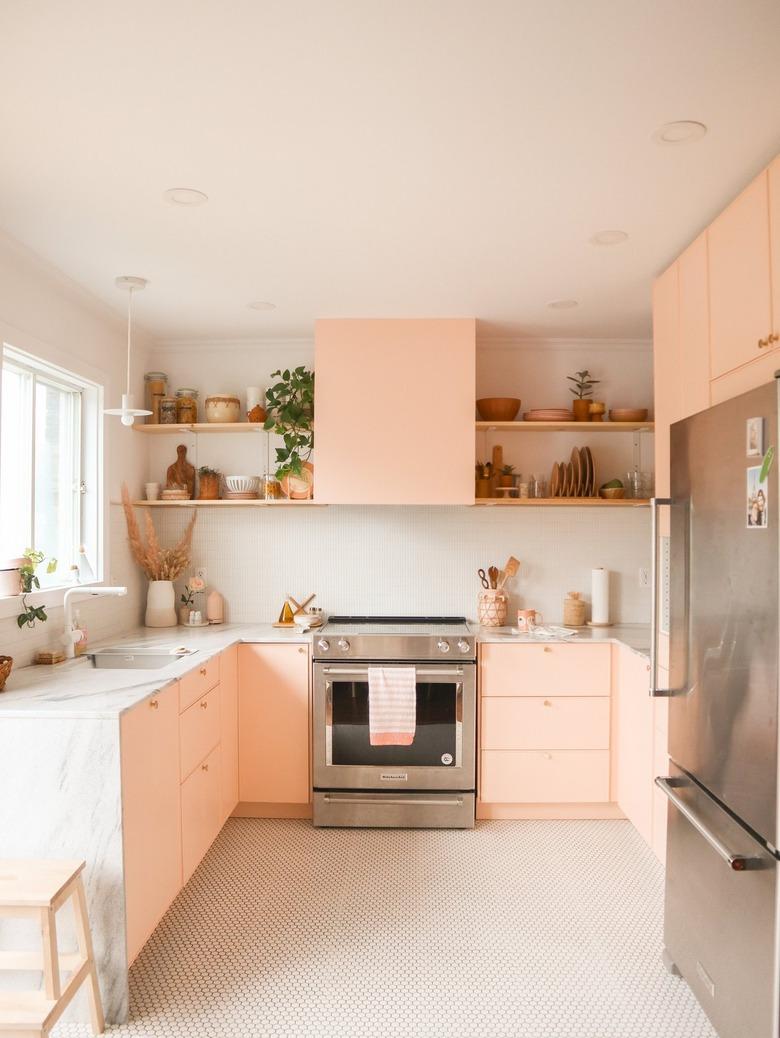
[247,301,276,311]
[590,229,628,246]
[652,120,707,146]
[163,187,208,206]
[547,299,579,309]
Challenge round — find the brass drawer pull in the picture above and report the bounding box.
[770,333,780,344]
[149,699,159,709]
[543,646,552,654]
[543,699,552,707]
[199,666,207,676]
[201,763,209,772]
[200,699,208,709]
[758,337,771,349]
[298,646,306,654]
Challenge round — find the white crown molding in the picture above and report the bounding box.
[476,337,652,352]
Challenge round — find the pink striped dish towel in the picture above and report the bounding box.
[368,667,417,746]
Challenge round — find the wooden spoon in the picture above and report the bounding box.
[497,556,520,589]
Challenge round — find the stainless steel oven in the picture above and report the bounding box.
[311,617,476,828]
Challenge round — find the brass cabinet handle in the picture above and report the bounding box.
[149,699,159,709]
[759,337,771,349]
[199,666,207,675]
[201,763,209,771]
[543,699,552,707]
[770,333,780,344]
[200,699,208,709]
[543,646,552,654]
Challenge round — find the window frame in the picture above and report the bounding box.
[0,338,104,611]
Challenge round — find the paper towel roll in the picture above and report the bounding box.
[591,567,610,626]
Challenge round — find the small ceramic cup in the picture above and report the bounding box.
[517,608,543,633]
[145,482,160,501]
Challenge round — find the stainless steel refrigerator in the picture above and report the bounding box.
[654,377,780,1038]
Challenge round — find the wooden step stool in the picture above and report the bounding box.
[0,860,104,1037]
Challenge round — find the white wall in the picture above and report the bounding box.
[0,232,151,665]
[145,336,653,626]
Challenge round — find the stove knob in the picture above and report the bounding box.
[337,638,351,652]
[317,639,330,653]
[457,640,471,654]
[437,639,451,654]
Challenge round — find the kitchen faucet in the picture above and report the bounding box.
[63,585,128,658]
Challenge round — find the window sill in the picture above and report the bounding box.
[0,582,104,622]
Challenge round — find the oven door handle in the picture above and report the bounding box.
[320,666,467,678]
[322,795,465,807]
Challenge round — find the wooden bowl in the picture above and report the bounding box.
[477,398,521,422]
[0,655,13,692]
[608,408,648,423]
[599,487,625,500]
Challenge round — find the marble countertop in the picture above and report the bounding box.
[0,623,308,720]
[0,621,650,721]
[474,623,651,658]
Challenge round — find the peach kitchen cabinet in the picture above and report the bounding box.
[120,681,182,963]
[611,644,654,848]
[314,318,476,504]
[478,642,616,819]
[181,744,222,882]
[708,170,774,380]
[652,261,682,500]
[219,644,239,821]
[238,644,311,812]
[678,233,711,419]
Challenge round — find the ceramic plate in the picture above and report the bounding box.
[584,446,594,496]
[550,462,560,496]
[571,448,582,496]
[579,447,591,496]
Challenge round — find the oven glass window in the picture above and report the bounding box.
[331,680,457,767]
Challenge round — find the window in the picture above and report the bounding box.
[0,345,101,589]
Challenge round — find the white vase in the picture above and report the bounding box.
[145,580,177,628]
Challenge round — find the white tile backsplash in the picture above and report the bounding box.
[153,505,651,625]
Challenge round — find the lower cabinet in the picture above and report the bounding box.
[612,644,654,847]
[121,680,182,964]
[219,645,239,822]
[481,749,610,803]
[238,644,311,808]
[181,744,223,883]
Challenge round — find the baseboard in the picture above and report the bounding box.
[232,801,313,819]
[476,802,625,820]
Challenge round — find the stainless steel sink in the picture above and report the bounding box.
[88,647,198,669]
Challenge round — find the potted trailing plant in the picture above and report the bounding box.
[498,464,516,488]
[17,549,57,629]
[121,484,197,627]
[567,369,600,421]
[197,466,221,500]
[264,366,314,499]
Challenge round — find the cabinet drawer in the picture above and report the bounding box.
[180,685,220,780]
[481,749,610,803]
[179,656,220,713]
[481,696,609,750]
[480,643,610,697]
[181,745,222,882]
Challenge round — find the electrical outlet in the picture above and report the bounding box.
[196,567,207,584]
[638,567,650,588]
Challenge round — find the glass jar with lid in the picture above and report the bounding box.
[159,396,178,425]
[175,388,199,425]
[144,371,168,424]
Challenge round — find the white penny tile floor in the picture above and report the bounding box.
[56,818,716,1038]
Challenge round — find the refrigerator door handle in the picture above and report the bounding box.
[655,777,764,871]
[650,497,675,697]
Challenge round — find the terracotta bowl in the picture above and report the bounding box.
[599,487,626,500]
[608,408,648,423]
[476,398,521,422]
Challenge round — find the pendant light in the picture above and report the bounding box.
[105,275,152,426]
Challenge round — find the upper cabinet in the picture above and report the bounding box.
[314,318,476,504]
[678,234,711,419]
[652,262,681,499]
[769,156,780,342]
[708,171,773,379]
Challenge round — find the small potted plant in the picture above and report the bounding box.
[17,549,57,629]
[567,369,600,422]
[498,464,516,488]
[197,466,221,500]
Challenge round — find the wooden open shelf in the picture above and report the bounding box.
[473,497,650,507]
[476,421,654,433]
[123,499,325,508]
[132,422,266,435]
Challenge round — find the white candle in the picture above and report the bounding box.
[591,567,610,625]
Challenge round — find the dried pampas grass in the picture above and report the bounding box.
[121,483,197,580]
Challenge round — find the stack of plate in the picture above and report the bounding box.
[523,409,574,422]
[549,447,595,498]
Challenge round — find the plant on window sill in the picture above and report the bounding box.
[17,549,58,628]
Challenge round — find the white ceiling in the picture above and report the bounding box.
[1,0,780,343]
